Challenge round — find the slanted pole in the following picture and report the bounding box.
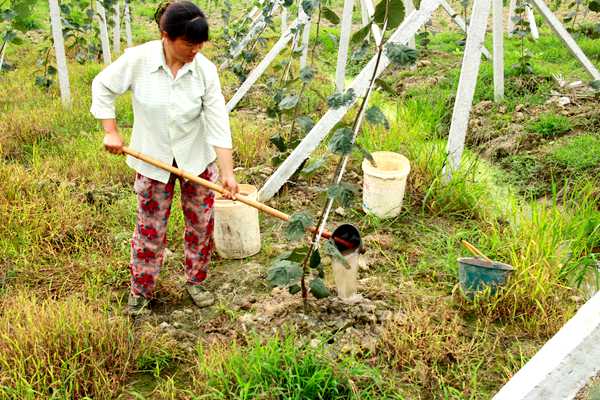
[335,0,354,92]
[526,3,539,40]
[258,0,443,202]
[530,0,600,80]
[281,6,287,34]
[402,0,416,48]
[493,0,504,101]
[225,17,304,112]
[48,0,71,107]
[96,1,112,64]
[361,0,383,43]
[439,0,491,60]
[299,8,311,69]
[444,0,491,178]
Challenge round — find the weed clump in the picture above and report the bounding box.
[550,134,600,171]
[527,113,572,137]
[0,293,135,399]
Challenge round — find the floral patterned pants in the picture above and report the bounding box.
[129,163,218,298]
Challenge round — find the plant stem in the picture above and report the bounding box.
[310,3,322,64]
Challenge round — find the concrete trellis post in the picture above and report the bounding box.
[493,0,504,101]
[402,0,416,48]
[335,0,354,92]
[96,1,112,64]
[299,8,311,69]
[113,1,121,55]
[361,0,383,44]
[258,0,443,202]
[124,0,133,48]
[439,0,491,60]
[48,0,71,107]
[526,3,539,40]
[530,0,600,80]
[444,0,491,178]
[281,6,287,34]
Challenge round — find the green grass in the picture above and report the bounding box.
[527,113,573,137]
[550,134,600,171]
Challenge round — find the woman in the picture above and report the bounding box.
[91,1,238,315]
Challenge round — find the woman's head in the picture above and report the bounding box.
[155,1,209,63]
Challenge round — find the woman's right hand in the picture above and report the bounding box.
[103,131,124,154]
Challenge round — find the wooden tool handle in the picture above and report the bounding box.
[461,240,493,263]
[122,147,350,246]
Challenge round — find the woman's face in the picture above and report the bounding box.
[163,33,204,64]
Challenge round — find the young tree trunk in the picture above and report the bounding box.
[0,41,7,73]
[124,0,132,48]
[48,0,71,107]
[96,1,112,64]
[113,0,121,55]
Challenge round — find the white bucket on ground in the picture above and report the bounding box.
[361,151,411,219]
[214,184,261,259]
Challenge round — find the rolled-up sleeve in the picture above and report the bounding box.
[202,63,233,149]
[90,50,135,119]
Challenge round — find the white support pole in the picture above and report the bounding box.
[493,0,504,101]
[359,0,370,27]
[526,3,539,40]
[439,0,492,60]
[335,0,354,92]
[97,1,112,64]
[361,0,383,44]
[220,2,280,70]
[281,7,287,34]
[299,9,312,69]
[226,17,303,112]
[124,0,133,48]
[258,0,443,202]
[48,0,71,107]
[402,0,416,48]
[508,0,517,36]
[444,0,491,177]
[113,0,121,55]
[0,42,6,72]
[531,0,600,80]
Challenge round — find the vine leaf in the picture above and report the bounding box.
[591,80,600,90]
[374,0,405,30]
[351,23,372,44]
[328,127,353,155]
[285,212,314,241]
[269,134,287,152]
[296,116,315,132]
[309,277,330,299]
[322,239,350,267]
[365,105,390,129]
[355,143,376,166]
[279,95,299,110]
[590,0,600,11]
[288,284,301,294]
[267,260,303,287]
[302,0,317,16]
[310,249,321,269]
[301,156,326,175]
[299,66,315,83]
[327,183,357,208]
[385,43,418,66]
[327,88,356,109]
[321,7,340,24]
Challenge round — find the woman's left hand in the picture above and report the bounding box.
[221,175,239,200]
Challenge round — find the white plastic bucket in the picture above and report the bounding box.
[332,251,359,300]
[213,184,261,259]
[361,151,411,219]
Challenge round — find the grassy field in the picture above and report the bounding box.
[1,0,599,398]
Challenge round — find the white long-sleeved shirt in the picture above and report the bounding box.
[90,40,232,183]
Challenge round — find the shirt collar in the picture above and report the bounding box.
[149,40,199,79]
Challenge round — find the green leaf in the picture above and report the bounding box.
[374,0,405,30]
[309,277,330,299]
[310,249,321,269]
[322,239,350,267]
[355,143,376,166]
[285,212,314,241]
[327,182,357,207]
[351,23,372,45]
[267,260,303,287]
[590,0,600,11]
[301,156,326,175]
[0,9,16,22]
[302,0,317,15]
[269,134,287,152]
[296,116,315,132]
[279,95,299,110]
[286,246,309,263]
[283,0,294,6]
[299,66,315,83]
[47,65,58,75]
[385,43,418,66]
[328,127,353,155]
[327,88,356,109]
[321,6,340,24]
[350,40,370,62]
[365,106,390,129]
[288,284,302,294]
[591,80,600,90]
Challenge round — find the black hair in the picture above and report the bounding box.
[154,1,209,44]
